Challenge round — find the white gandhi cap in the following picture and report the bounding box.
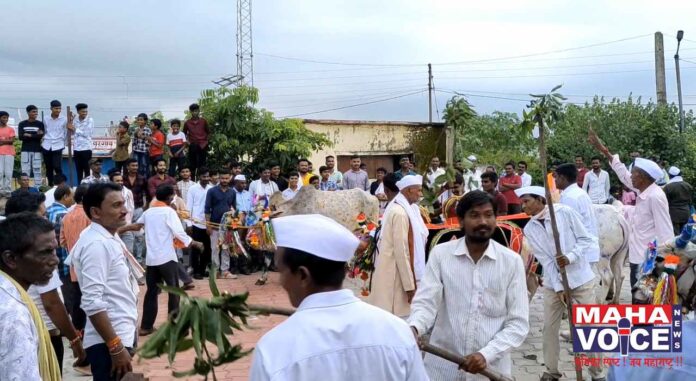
[271,214,360,262]
[234,174,246,181]
[396,174,423,190]
[515,186,546,199]
[633,158,663,181]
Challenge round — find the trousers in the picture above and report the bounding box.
[542,281,605,379]
[74,150,92,183]
[20,151,42,185]
[42,148,63,186]
[141,260,179,329]
[0,155,13,191]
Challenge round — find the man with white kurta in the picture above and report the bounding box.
[409,190,529,380]
[368,175,428,318]
[554,164,600,273]
[249,214,428,381]
[588,130,673,292]
[517,186,604,381]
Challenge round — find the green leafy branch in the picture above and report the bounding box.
[137,270,252,380]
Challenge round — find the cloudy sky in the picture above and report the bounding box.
[2,0,696,133]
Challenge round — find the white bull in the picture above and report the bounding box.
[269,187,380,231]
[593,203,629,304]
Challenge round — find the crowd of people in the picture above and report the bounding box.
[1,99,695,380]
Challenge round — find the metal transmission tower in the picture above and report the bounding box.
[237,0,254,86]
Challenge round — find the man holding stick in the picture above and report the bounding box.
[516,186,604,381]
[250,214,428,381]
[408,190,529,380]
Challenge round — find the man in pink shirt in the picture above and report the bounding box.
[498,161,522,214]
[0,111,15,191]
[589,130,673,300]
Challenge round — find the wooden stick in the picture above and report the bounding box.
[66,106,74,186]
[537,117,583,381]
[420,343,513,381]
[247,303,511,381]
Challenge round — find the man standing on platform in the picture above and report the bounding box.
[250,214,428,381]
[409,191,529,380]
[589,129,673,291]
[18,105,45,186]
[184,103,209,180]
[70,103,94,184]
[369,175,427,318]
[42,100,66,187]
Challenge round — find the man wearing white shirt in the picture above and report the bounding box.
[517,160,532,187]
[69,103,94,183]
[186,167,213,279]
[250,214,428,381]
[70,183,140,380]
[425,156,445,189]
[409,191,529,380]
[582,157,611,204]
[282,172,301,200]
[135,184,202,336]
[517,186,604,381]
[110,170,136,256]
[555,164,600,269]
[43,173,68,208]
[249,166,279,203]
[42,100,67,187]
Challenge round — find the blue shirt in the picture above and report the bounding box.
[11,187,39,197]
[608,320,696,380]
[204,185,237,224]
[234,188,253,213]
[46,202,69,277]
[393,169,417,180]
[320,180,338,191]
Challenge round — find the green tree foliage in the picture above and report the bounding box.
[197,86,331,175]
[444,96,542,182]
[547,96,696,187]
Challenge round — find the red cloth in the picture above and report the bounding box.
[183,118,209,148]
[491,190,508,215]
[148,130,165,157]
[499,174,522,205]
[577,167,589,187]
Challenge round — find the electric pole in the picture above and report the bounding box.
[654,32,667,105]
[428,63,433,123]
[676,30,685,134]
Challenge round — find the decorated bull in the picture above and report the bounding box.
[269,187,379,231]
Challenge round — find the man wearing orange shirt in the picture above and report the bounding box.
[147,119,166,177]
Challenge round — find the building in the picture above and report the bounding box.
[303,119,452,177]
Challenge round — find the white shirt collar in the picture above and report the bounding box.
[452,238,498,261]
[297,289,358,312]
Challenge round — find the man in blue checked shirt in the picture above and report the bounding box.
[319,166,338,191]
[46,185,74,279]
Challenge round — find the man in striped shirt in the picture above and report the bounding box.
[408,190,529,380]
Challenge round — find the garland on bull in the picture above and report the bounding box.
[347,212,379,296]
[635,239,679,305]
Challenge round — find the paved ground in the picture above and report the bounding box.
[63,266,632,381]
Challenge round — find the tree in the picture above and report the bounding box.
[444,95,542,182]
[197,86,331,175]
[547,96,696,188]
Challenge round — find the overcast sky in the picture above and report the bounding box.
[2,0,696,132]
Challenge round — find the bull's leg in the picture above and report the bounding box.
[596,258,613,304]
[610,247,627,304]
[255,251,273,286]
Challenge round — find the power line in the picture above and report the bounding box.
[278,90,426,118]
[257,34,652,67]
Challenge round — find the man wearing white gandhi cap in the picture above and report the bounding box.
[249,214,428,381]
[516,186,604,381]
[368,175,427,318]
[588,129,672,296]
